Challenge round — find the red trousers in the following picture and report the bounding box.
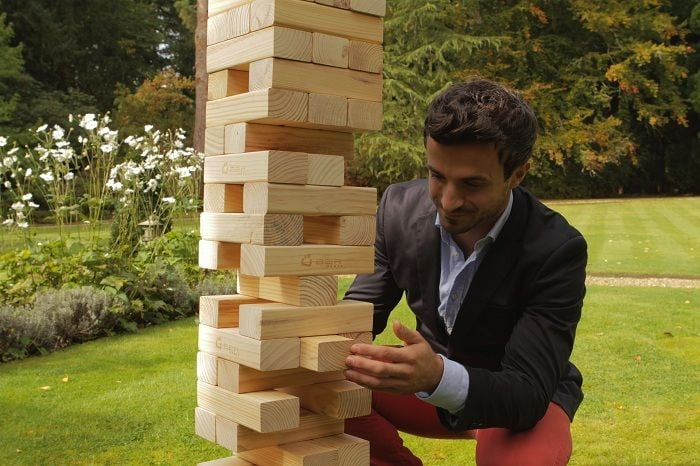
[345,392,572,466]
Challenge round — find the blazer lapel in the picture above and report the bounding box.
[451,188,528,336]
[414,207,445,339]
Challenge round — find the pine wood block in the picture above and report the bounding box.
[198,458,253,466]
[200,213,303,246]
[250,0,383,43]
[225,123,354,160]
[197,351,219,384]
[199,240,241,270]
[278,380,371,419]
[208,26,312,74]
[205,126,226,155]
[314,0,349,9]
[217,409,344,452]
[204,151,308,185]
[207,3,250,45]
[312,33,349,68]
[307,93,347,127]
[303,216,375,245]
[208,70,249,100]
[307,154,344,186]
[339,331,372,345]
[204,184,243,213]
[238,438,339,465]
[300,335,353,372]
[238,300,373,339]
[195,406,217,442]
[198,325,300,371]
[350,0,386,17]
[240,244,374,277]
[237,275,338,307]
[209,0,250,17]
[197,381,300,433]
[315,434,369,466]
[243,183,376,215]
[199,295,269,329]
[218,359,345,393]
[207,88,308,128]
[249,57,382,102]
[348,41,382,73]
[348,99,382,131]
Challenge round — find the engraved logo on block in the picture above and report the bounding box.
[300,254,344,269]
[222,162,245,176]
[215,336,239,358]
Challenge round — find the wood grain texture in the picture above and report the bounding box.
[307,93,348,127]
[348,41,382,73]
[198,457,253,466]
[198,325,300,371]
[314,0,349,9]
[208,0,250,17]
[312,32,349,68]
[350,0,386,17]
[237,275,338,307]
[204,151,308,184]
[208,69,249,100]
[238,299,373,339]
[347,99,383,131]
[200,213,303,246]
[303,215,375,245]
[299,335,353,372]
[199,240,241,270]
[249,57,382,102]
[243,183,376,215]
[207,3,250,45]
[314,434,370,466]
[225,123,354,159]
[240,243,375,277]
[217,359,345,393]
[197,351,219,384]
[206,88,308,128]
[306,153,344,186]
[195,407,217,442]
[216,409,344,452]
[250,0,383,43]
[278,380,371,419]
[207,26,312,73]
[197,381,300,433]
[205,126,225,155]
[199,294,269,329]
[238,438,338,465]
[203,184,243,213]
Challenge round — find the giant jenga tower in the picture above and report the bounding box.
[194,1,385,464]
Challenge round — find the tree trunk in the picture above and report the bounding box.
[194,0,208,153]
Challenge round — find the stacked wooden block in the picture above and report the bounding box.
[196,0,385,464]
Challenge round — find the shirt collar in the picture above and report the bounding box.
[434,190,514,244]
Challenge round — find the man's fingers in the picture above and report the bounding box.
[392,320,425,346]
[349,342,403,362]
[345,353,411,379]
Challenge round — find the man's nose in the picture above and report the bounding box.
[441,183,463,212]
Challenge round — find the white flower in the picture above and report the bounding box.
[3,181,10,188]
[25,168,33,177]
[64,172,75,181]
[11,201,24,211]
[28,201,39,208]
[2,218,13,226]
[144,124,154,133]
[100,144,114,153]
[124,135,137,147]
[52,125,65,140]
[144,178,158,192]
[17,221,28,228]
[56,140,70,149]
[163,197,176,204]
[8,147,19,156]
[0,136,7,147]
[106,179,123,191]
[79,113,98,130]
[84,165,90,171]
[3,157,13,168]
[39,172,54,182]
[36,124,48,133]
[68,114,74,123]
[21,193,32,201]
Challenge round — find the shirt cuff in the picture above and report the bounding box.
[415,354,469,414]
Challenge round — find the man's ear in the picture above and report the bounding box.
[508,162,530,189]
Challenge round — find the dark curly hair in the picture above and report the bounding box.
[424,79,538,179]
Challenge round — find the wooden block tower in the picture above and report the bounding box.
[196,1,385,464]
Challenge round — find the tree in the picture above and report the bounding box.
[0,12,27,135]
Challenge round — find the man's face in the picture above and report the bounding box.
[426,137,528,238]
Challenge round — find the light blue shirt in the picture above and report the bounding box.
[416,191,513,413]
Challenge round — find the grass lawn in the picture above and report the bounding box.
[1,284,698,465]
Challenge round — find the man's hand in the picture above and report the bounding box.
[344,320,444,395]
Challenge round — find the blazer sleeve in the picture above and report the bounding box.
[344,185,404,336]
[439,234,588,431]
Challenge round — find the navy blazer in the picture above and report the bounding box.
[345,179,587,432]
